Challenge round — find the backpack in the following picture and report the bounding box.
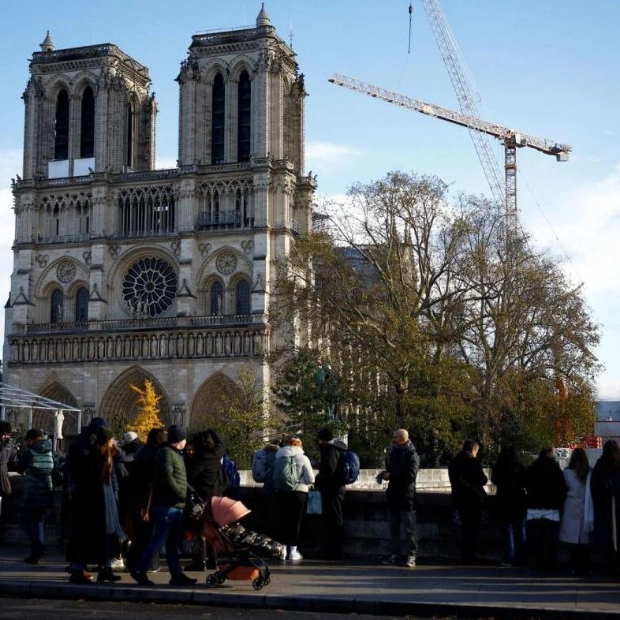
[252,448,275,484]
[335,450,360,486]
[222,454,240,489]
[273,455,301,491]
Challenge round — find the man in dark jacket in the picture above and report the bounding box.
[131,425,197,586]
[448,439,488,564]
[380,429,420,567]
[0,420,18,538]
[315,427,347,560]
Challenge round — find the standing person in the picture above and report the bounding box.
[17,429,54,564]
[186,429,229,571]
[65,416,108,584]
[491,444,527,567]
[273,436,315,561]
[125,427,167,573]
[251,441,280,537]
[0,421,18,539]
[315,428,347,560]
[589,439,620,577]
[131,425,197,586]
[559,447,592,576]
[379,429,420,567]
[448,440,488,564]
[524,447,566,574]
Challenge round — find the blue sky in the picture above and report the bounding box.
[0,1,618,400]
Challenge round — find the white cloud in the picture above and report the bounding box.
[306,141,359,168]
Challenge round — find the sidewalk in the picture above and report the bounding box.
[1,545,619,619]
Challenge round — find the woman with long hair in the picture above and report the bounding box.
[559,447,592,576]
[491,444,527,566]
[590,440,620,576]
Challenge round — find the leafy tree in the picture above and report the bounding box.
[127,379,164,442]
[270,170,600,463]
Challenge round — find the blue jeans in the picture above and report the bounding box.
[387,508,418,558]
[500,518,526,565]
[135,506,184,577]
[21,506,47,558]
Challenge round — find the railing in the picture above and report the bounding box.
[13,314,262,335]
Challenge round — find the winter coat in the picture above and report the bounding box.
[491,457,527,522]
[524,455,566,510]
[559,468,591,545]
[589,457,620,549]
[187,442,228,501]
[315,439,347,492]
[0,437,18,496]
[152,444,188,509]
[385,440,420,512]
[274,445,315,493]
[18,438,54,510]
[449,450,488,510]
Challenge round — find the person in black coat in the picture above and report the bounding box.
[185,429,229,570]
[315,427,347,560]
[379,429,420,567]
[449,440,488,564]
[491,444,527,566]
[524,447,566,574]
[590,439,620,576]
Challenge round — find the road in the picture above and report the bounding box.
[0,598,448,620]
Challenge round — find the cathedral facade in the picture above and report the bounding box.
[4,7,315,436]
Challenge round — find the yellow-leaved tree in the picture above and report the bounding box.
[127,379,164,441]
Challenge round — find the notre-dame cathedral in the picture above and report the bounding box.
[4,6,315,437]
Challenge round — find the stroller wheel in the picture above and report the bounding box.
[215,571,226,585]
[252,576,265,590]
[263,574,271,585]
[206,574,219,588]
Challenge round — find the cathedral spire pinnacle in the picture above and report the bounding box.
[40,31,55,52]
[256,3,271,27]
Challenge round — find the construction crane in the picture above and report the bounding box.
[416,0,506,207]
[329,73,571,226]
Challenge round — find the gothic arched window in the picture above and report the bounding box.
[211,73,225,165]
[54,89,70,160]
[210,281,223,316]
[237,70,251,162]
[80,86,95,158]
[235,279,250,315]
[51,289,64,323]
[75,286,89,322]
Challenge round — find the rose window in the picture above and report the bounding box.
[122,257,177,317]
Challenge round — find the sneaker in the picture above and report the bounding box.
[405,555,416,568]
[69,569,94,585]
[110,557,125,571]
[130,570,154,586]
[381,554,400,565]
[169,573,198,586]
[287,550,303,562]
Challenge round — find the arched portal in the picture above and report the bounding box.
[98,367,172,430]
[37,381,80,438]
[190,372,241,432]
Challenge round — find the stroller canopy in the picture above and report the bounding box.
[210,496,251,526]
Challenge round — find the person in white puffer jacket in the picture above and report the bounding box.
[272,436,315,561]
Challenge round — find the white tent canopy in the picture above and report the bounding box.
[0,382,82,443]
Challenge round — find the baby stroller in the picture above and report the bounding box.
[196,496,272,590]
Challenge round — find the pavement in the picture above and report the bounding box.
[1,545,620,619]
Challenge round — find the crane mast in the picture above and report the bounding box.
[329,73,571,226]
[419,0,505,208]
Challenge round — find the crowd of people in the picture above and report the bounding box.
[3,417,620,581]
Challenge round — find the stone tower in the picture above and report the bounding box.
[4,7,315,438]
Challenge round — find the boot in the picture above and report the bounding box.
[97,567,122,582]
[69,569,94,584]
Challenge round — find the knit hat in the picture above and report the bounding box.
[318,428,334,442]
[167,425,187,444]
[96,426,114,446]
[124,431,138,444]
